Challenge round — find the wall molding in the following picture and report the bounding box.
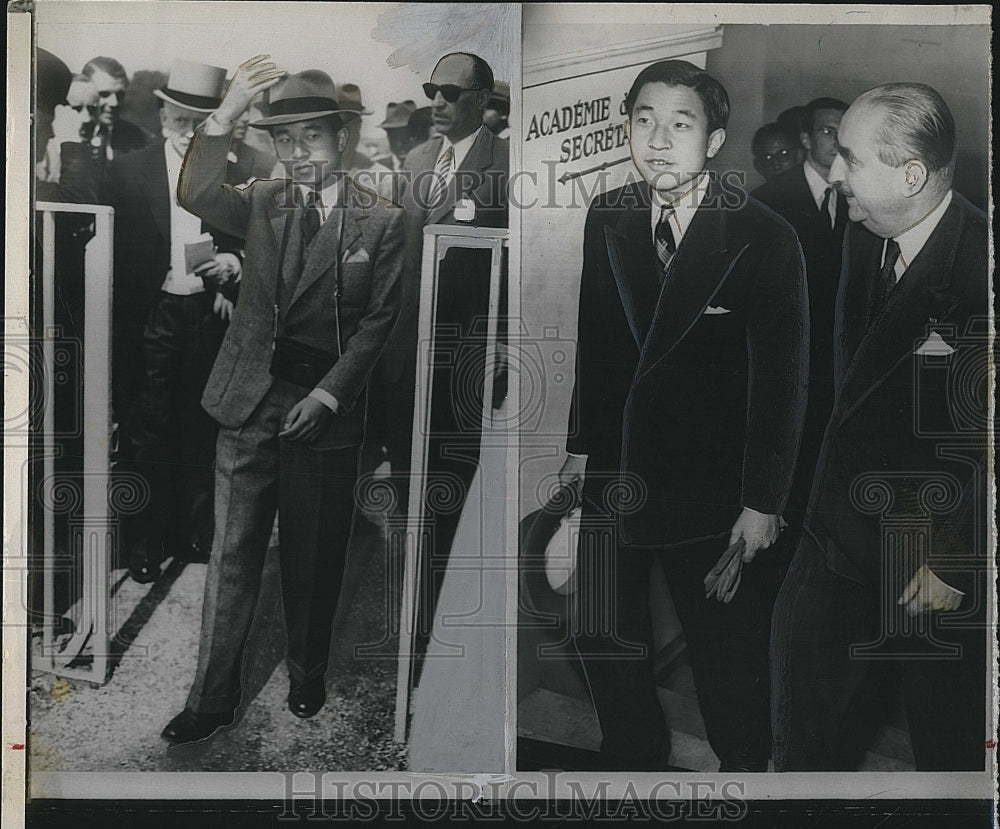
[524,25,724,88]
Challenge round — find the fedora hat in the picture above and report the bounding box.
[337,83,374,116]
[251,70,358,128]
[153,59,227,113]
[378,100,417,130]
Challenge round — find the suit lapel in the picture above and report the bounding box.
[148,146,171,244]
[604,195,655,350]
[638,191,751,378]
[290,178,366,308]
[425,129,493,226]
[834,203,965,421]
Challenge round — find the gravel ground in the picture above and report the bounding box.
[28,506,406,773]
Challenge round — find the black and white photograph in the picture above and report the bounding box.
[8,0,517,795]
[3,2,996,827]
[516,3,994,783]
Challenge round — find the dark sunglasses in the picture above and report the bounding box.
[423,83,478,103]
[759,147,796,166]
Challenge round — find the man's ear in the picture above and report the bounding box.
[706,128,726,159]
[477,88,492,111]
[799,130,811,152]
[337,127,350,153]
[902,159,929,197]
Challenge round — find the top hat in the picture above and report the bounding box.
[251,70,358,128]
[337,83,374,115]
[153,59,227,113]
[378,100,417,130]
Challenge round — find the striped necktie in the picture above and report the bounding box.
[870,238,900,325]
[426,143,454,207]
[301,188,322,247]
[655,204,677,278]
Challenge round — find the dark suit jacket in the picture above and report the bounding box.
[752,164,848,517]
[380,127,509,386]
[178,129,404,450]
[225,142,277,187]
[804,192,988,595]
[568,179,809,548]
[109,118,150,157]
[105,141,242,409]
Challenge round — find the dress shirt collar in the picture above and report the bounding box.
[881,189,952,281]
[296,176,344,223]
[437,125,484,172]
[649,172,710,246]
[802,158,831,209]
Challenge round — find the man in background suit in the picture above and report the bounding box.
[378,51,508,661]
[772,83,988,772]
[106,60,243,583]
[753,97,848,534]
[81,56,149,160]
[162,59,402,744]
[560,60,808,771]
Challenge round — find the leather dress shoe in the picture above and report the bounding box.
[287,679,326,719]
[161,707,236,745]
[171,541,211,564]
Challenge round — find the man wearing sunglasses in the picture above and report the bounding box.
[752,96,849,553]
[377,51,509,667]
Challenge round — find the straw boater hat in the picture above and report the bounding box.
[378,100,417,130]
[153,59,227,113]
[251,70,358,128]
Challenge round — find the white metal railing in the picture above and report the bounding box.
[34,201,114,684]
[394,225,509,741]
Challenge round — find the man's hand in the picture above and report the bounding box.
[196,253,241,289]
[212,292,234,321]
[558,454,586,492]
[51,104,92,144]
[215,55,286,126]
[279,397,332,443]
[729,507,781,563]
[897,564,963,615]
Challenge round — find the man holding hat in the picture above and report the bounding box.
[161,56,403,745]
[106,59,244,584]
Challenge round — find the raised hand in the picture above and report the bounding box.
[216,54,286,125]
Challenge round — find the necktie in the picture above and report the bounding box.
[655,204,677,278]
[301,189,322,247]
[870,238,900,324]
[820,187,835,230]
[426,144,454,207]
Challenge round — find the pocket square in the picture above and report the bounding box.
[703,305,732,315]
[343,248,370,264]
[914,331,956,356]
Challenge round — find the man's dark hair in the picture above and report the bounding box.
[436,52,494,93]
[624,59,730,133]
[751,122,798,158]
[776,105,806,136]
[82,55,130,87]
[802,97,848,132]
[854,83,956,174]
[38,48,72,114]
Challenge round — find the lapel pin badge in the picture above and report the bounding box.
[453,197,476,223]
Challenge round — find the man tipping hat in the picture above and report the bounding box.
[107,59,244,585]
[161,56,403,745]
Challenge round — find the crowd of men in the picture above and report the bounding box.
[33,46,986,772]
[35,48,509,745]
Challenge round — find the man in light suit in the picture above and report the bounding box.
[161,58,403,744]
[559,60,808,771]
[376,52,508,659]
[771,83,989,772]
[106,61,244,583]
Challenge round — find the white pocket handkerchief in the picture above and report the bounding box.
[703,306,732,315]
[343,248,370,264]
[914,331,956,356]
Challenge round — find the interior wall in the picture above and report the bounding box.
[707,24,990,204]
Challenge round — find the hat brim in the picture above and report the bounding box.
[250,109,360,128]
[153,88,220,113]
[378,119,411,130]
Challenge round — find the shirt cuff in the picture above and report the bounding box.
[204,113,235,136]
[309,388,340,413]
